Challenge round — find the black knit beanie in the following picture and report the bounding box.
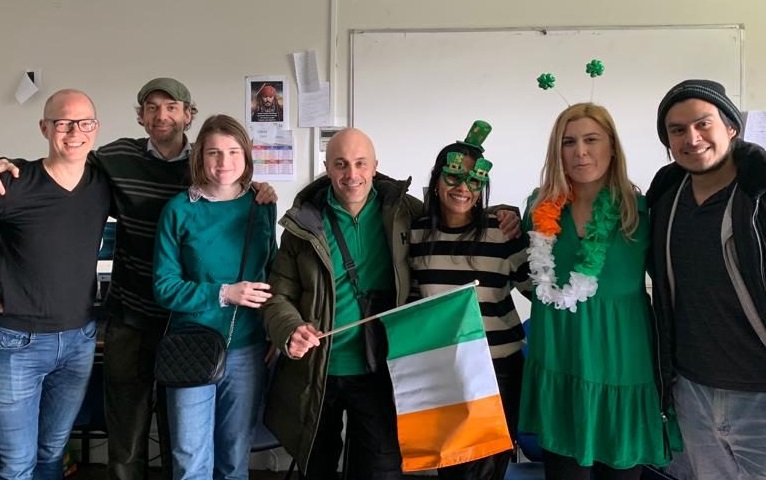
[656,79,742,147]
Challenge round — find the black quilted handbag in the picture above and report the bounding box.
[154,199,256,388]
[154,324,227,387]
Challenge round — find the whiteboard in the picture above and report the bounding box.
[351,26,743,210]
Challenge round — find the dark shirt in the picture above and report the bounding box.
[671,181,766,391]
[90,138,190,329]
[0,160,110,332]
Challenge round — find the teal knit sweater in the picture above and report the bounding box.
[153,190,277,349]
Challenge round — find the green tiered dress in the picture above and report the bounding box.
[518,195,676,468]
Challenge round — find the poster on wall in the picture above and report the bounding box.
[245,75,294,181]
[246,75,288,127]
[248,124,296,182]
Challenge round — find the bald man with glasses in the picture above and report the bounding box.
[0,89,110,480]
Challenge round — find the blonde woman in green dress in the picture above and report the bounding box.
[518,103,680,480]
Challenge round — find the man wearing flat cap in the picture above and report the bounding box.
[97,78,276,480]
[648,79,766,479]
[251,83,284,122]
[0,77,277,480]
[96,77,197,480]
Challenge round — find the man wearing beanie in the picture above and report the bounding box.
[647,79,766,479]
[0,78,277,480]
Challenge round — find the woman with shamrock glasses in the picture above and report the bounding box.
[518,103,680,480]
[409,121,532,480]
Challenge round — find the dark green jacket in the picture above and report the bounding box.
[262,173,422,472]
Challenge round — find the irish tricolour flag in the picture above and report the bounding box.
[380,281,512,471]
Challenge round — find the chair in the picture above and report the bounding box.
[251,354,297,479]
[250,408,296,480]
[96,220,116,320]
[98,220,117,261]
[70,357,108,464]
[504,319,545,480]
[71,221,115,463]
[504,431,545,479]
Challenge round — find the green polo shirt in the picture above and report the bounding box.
[324,188,394,376]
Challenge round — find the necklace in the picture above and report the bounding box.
[527,189,620,312]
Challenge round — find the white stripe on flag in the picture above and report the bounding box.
[388,337,499,415]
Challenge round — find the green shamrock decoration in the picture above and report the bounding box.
[586,59,605,78]
[537,73,556,90]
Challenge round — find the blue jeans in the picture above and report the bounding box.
[674,374,766,480]
[166,343,266,480]
[0,321,96,480]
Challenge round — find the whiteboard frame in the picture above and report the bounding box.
[349,24,745,125]
[348,24,744,207]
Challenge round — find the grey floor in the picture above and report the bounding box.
[71,465,294,479]
[70,464,432,479]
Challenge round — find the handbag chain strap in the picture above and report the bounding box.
[224,191,258,348]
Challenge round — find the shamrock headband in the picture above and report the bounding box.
[441,152,493,192]
[537,59,605,105]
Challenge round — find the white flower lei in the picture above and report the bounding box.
[527,190,619,313]
[527,231,598,313]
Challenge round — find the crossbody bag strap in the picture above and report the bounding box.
[326,208,366,313]
[224,194,258,347]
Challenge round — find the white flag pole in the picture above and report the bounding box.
[317,279,478,339]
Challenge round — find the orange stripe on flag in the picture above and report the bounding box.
[396,394,512,472]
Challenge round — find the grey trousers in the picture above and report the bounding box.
[103,317,172,480]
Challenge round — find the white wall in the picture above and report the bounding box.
[335,0,766,126]
[2,0,765,466]
[0,0,331,225]
[2,0,766,221]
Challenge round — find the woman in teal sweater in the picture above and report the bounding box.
[153,114,277,480]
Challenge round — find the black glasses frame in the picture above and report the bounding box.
[45,118,99,133]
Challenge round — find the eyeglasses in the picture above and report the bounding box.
[45,119,99,133]
[441,172,486,192]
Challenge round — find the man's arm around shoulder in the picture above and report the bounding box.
[402,193,424,220]
[0,158,25,195]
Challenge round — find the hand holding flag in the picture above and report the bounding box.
[287,324,322,359]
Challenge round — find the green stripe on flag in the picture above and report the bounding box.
[383,286,485,360]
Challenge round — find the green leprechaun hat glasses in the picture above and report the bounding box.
[442,120,494,191]
[442,152,493,192]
